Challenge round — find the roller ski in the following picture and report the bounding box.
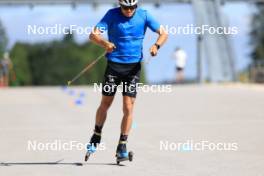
[84,131,101,162]
[115,141,134,165]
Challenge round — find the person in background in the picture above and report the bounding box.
[173,47,187,83]
[0,52,13,87]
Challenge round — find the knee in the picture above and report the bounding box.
[123,102,134,116]
[99,100,112,112]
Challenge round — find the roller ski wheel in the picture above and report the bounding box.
[84,152,91,162]
[116,151,134,165]
[84,144,96,162]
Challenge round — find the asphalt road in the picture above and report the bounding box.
[0,84,263,176]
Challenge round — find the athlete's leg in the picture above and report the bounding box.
[95,95,115,127]
[121,95,135,135]
[116,96,136,158]
[87,95,114,149]
[89,60,120,143]
[116,74,138,157]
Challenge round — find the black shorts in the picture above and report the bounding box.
[102,61,141,98]
[176,67,184,71]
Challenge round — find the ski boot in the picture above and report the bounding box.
[84,132,101,161]
[115,141,133,165]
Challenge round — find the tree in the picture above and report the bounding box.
[10,43,32,85]
[0,19,8,57]
[251,3,264,62]
[10,33,146,86]
[10,33,107,85]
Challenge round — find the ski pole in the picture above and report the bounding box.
[67,51,106,86]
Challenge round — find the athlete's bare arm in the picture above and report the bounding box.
[150,27,168,56]
[89,28,116,53]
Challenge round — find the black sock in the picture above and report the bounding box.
[94,125,103,134]
[119,134,128,142]
[89,125,102,146]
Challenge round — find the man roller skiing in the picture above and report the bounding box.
[86,0,168,163]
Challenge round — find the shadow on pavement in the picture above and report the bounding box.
[0,161,125,167]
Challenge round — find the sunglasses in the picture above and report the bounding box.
[121,4,137,10]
